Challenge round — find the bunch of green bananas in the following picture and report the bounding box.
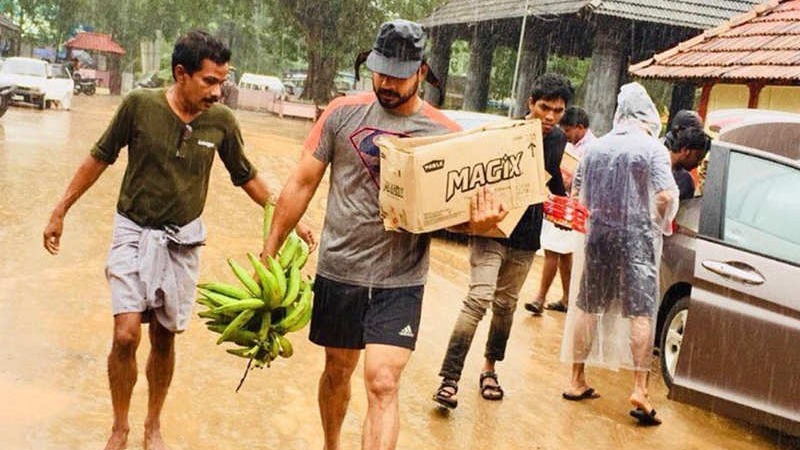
[195,204,312,369]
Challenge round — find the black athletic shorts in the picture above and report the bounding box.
[309,274,424,350]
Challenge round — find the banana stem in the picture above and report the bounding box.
[235,358,254,393]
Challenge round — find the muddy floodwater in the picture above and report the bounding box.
[1,95,797,450]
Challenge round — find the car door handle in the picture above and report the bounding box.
[701,260,765,286]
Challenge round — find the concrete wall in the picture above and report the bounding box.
[708,84,749,111]
[236,88,316,120]
[758,86,800,113]
[706,83,800,118]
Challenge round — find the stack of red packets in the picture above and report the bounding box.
[543,195,590,233]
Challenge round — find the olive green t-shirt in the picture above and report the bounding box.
[91,88,256,227]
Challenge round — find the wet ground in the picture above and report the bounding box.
[1,95,797,450]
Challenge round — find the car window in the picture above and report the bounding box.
[723,151,800,264]
[441,111,504,130]
[1,58,47,77]
[50,64,70,79]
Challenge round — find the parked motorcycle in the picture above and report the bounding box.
[72,73,96,96]
[0,84,16,118]
[134,71,164,89]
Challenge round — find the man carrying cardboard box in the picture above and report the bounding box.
[433,73,572,408]
[262,19,507,450]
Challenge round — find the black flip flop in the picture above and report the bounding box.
[433,379,458,409]
[479,371,504,401]
[524,301,544,315]
[562,387,600,401]
[545,301,568,313]
[630,407,662,426]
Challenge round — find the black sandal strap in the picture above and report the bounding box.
[482,384,503,393]
[438,379,458,395]
[479,372,504,400]
[479,371,499,385]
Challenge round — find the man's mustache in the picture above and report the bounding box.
[203,96,219,103]
[377,89,399,98]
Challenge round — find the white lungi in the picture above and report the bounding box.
[105,213,206,332]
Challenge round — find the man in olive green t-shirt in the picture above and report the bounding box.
[42,30,313,450]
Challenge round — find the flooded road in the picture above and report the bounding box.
[1,95,796,450]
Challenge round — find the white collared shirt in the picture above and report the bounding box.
[572,129,597,158]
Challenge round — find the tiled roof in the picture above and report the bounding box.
[629,0,800,83]
[422,0,763,29]
[422,1,585,27]
[66,32,126,55]
[595,0,764,29]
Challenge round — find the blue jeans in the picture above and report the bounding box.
[438,237,536,381]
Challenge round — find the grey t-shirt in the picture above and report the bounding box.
[306,92,460,288]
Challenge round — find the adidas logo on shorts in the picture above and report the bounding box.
[398,324,414,338]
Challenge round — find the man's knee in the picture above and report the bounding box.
[149,321,175,355]
[364,365,401,400]
[462,293,492,318]
[322,349,359,385]
[112,327,141,356]
[492,296,518,316]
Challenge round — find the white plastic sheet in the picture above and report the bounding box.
[560,83,679,371]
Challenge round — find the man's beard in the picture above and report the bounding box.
[374,84,418,109]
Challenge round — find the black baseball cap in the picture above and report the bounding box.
[670,110,703,131]
[366,19,425,79]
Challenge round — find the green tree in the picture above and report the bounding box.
[1,0,448,101]
[0,0,85,52]
[273,0,381,104]
[381,0,446,21]
[490,46,515,105]
[273,0,446,104]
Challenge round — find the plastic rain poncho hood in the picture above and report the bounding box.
[560,82,679,371]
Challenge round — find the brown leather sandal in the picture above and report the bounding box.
[433,379,458,409]
[479,371,504,401]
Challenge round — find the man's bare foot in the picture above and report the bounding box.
[144,427,169,450]
[103,428,129,450]
[629,390,654,412]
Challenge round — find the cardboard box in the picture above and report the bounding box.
[473,206,528,238]
[560,147,580,175]
[376,119,548,235]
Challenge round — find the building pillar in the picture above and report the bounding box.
[424,26,454,107]
[697,83,713,120]
[747,82,764,108]
[463,23,496,112]
[583,17,631,135]
[512,31,550,118]
[668,82,697,125]
[109,56,122,95]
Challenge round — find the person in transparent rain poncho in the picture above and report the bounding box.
[559,82,678,426]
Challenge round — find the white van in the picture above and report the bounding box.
[238,73,285,95]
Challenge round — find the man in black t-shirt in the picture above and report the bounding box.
[668,126,711,200]
[433,73,572,409]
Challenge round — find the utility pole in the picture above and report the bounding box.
[508,0,529,118]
